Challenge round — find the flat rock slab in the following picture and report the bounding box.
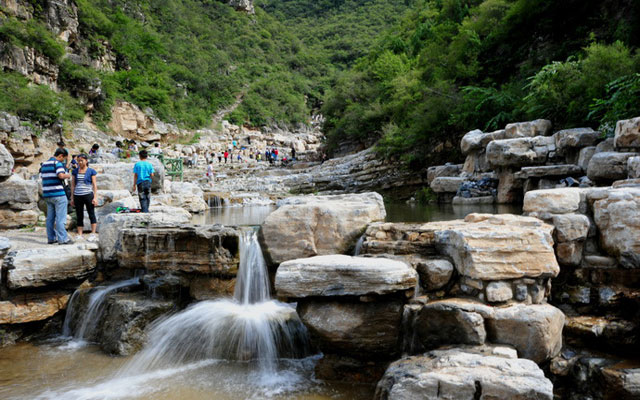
[486,136,556,168]
[276,255,416,298]
[260,192,386,265]
[4,244,98,289]
[587,151,638,182]
[434,214,558,280]
[523,188,588,215]
[430,176,464,193]
[374,346,553,400]
[514,164,584,179]
[0,292,70,324]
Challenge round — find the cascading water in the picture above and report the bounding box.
[117,229,309,375]
[353,234,365,256]
[62,278,140,340]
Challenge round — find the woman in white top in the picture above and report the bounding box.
[70,154,98,240]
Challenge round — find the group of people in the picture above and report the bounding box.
[42,143,155,246]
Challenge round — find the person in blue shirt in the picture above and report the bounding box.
[132,150,155,213]
[41,148,73,244]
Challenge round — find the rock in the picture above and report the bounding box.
[587,152,638,182]
[0,44,58,87]
[497,169,522,203]
[555,128,600,152]
[108,101,162,142]
[430,176,464,193]
[275,255,416,298]
[577,146,597,171]
[99,293,174,355]
[615,116,640,149]
[4,244,98,289]
[505,119,553,139]
[415,299,491,348]
[486,281,514,302]
[628,156,640,179]
[486,304,564,363]
[228,0,255,14]
[260,193,386,265]
[314,353,389,383]
[427,164,463,185]
[416,259,453,290]
[593,187,640,266]
[98,209,191,262]
[95,190,133,208]
[0,209,39,229]
[486,136,555,168]
[117,225,240,274]
[434,215,558,280]
[0,143,14,178]
[0,236,10,259]
[0,292,71,324]
[452,195,494,204]
[462,151,492,174]
[552,214,590,242]
[92,160,165,193]
[189,276,236,300]
[374,346,553,400]
[460,129,506,154]
[514,164,584,179]
[0,174,38,207]
[154,181,207,213]
[96,173,126,191]
[556,241,584,267]
[297,299,403,359]
[523,188,587,215]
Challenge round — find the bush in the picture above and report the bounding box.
[589,73,640,136]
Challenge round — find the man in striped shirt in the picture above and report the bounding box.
[41,148,73,244]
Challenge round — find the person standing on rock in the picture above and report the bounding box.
[41,148,73,245]
[224,150,229,164]
[132,150,155,213]
[70,154,98,241]
[207,161,214,186]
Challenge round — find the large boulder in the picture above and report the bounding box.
[92,159,165,193]
[505,119,553,139]
[117,225,240,274]
[374,346,553,400]
[259,192,386,265]
[614,116,640,149]
[0,292,71,324]
[434,214,559,281]
[297,299,404,359]
[486,303,564,363]
[416,258,454,291]
[0,143,14,179]
[628,156,640,179]
[275,255,417,298]
[460,129,505,155]
[592,187,640,267]
[0,174,38,208]
[486,136,556,168]
[3,243,98,289]
[98,209,191,262]
[153,181,207,213]
[427,164,463,185]
[587,152,638,182]
[430,176,464,193]
[96,173,127,191]
[523,188,588,216]
[0,209,39,229]
[555,127,600,152]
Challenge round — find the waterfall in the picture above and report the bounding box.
[115,229,310,377]
[353,234,365,256]
[62,278,140,339]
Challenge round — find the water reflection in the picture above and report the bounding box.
[384,202,523,223]
[192,205,277,226]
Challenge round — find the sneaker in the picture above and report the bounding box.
[87,234,98,242]
[76,235,85,241]
[59,239,75,245]
[47,240,58,245]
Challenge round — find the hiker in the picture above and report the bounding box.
[41,148,73,245]
[70,155,78,170]
[70,154,98,241]
[217,152,223,163]
[206,161,214,186]
[132,150,155,213]
[291,146,296,160]
[149,142,162,155]
[111,141,123,158]
[224,150,229,164]
[191,152,198,168]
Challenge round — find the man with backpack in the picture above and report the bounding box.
[132,150,155,213]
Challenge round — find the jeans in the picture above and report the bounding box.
[74,193,96,227]
[46,195,69,243]
[137,180,152,213]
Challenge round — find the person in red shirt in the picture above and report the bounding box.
[224,150,229,164]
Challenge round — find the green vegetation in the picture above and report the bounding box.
[322,0,640,168]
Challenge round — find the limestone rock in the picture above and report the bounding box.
[427,164,462,185]
[497,169,523,203]
[228,0,255,14]
[486,281,514,302]
[415,299,491,348]
[117,225,240,274]
[556,241,584,267]
[92,159,165,193]
[555,128,600,151]
[0,174,38,207]
[0,236,10,259]
[298,299,403,359]
[577,146,597,171]
[275,255,416,298]
[614,116,640,149]
[416,259,453,290]
[593,187,640,266]
[523,188,587,215]
[552,214,590,242]
[430,176,464,193]
[0,143,13,178]
[98,209,191,262]
[514,164,584,179]
[628,156,640,179]
[486,136,555,168]
[0,292,71,324]
[260,193,386,265]
[96,173,126,191]
[4,244,98,289]
[587,152,638,182]
[434,215,559,280]
[154,181,207,213]
[486,303,564,363]
[374,346,553,400]
[108,101,162,142]
[189,276,236,300]
[505,119,553,138]
[460,129,505,154]
[0,209,39,229]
